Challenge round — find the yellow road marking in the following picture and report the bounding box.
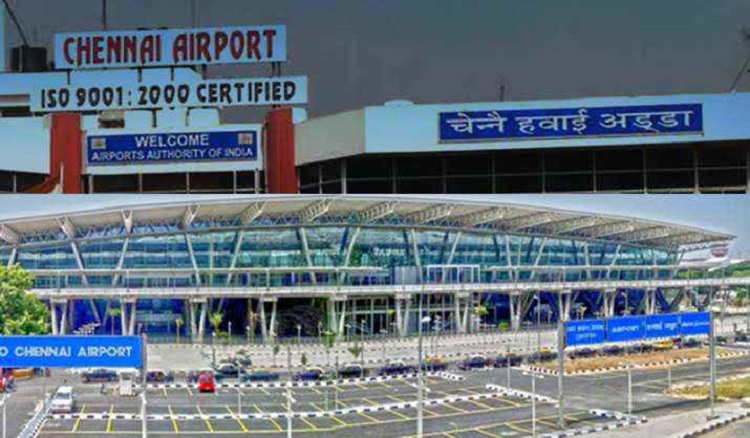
[258,387,270,396]
[538,418,559,428]
[362,398,378,406]
[162,387,168,397]
[329,415,348,426]
[168,405,180,433]
[226,406,248,433]
[442,403,468,413]
[186,385,193,396]
[72,404,86,432]
[357,411,382,423]
[355,383,368,390]
[254,404,283,432]
[299,416,319,430]
[106,404,114,433]
[195,405,214,433]
[309,386,322,394]
[475,428,503,438]
[505,421,533,434]
[310,402,325,412]
[466,399,493,410]
[387,408,411,420]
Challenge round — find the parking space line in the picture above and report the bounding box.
[72,404,86,432]
[357,411,382,423]
[537,418,559,429]
[299,416,319,430]
[106,404,114,433]
[254,404,283,432]
[330,415,348,426]
[309,386,322,394]
[475,428,503,438]
[505,421,533,434]
[387,407,411,420]
[162,387,168,397]
[168,405,180,433]
[226,406,248,433]
[186,385,193,396]
[355,383,368,390]
[362,397,378,406]
[310,402,325,412]
[258,387,271,396]
[466,399,493,410]
[195,405,215,433]
[565,413,598,426]
[441,403,468,413]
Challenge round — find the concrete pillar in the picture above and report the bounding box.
[457,292,470,334]
[198,301,207,343]
[337,300,347,339]
[128,301,137,335]
[453,294,460,333]
[327,298,337,333]
[258,299,268,342]
[270,300,278,339]
[50,302,59,335]
[604,289,617,318]
[120,301,128,335]
[559,291,572,323]
[189,300,197,342]
[395,298,404,337]
[509,293,521,331]
[402,296,411,336]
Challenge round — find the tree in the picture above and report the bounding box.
[174,317,184,343]
[106,307,122,335]
[300,353,308,367]
[0,265,49,334]
[209,311,223,335]
[348,344,363,363]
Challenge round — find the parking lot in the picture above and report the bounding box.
[35,371,621,437]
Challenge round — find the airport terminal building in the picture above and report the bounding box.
[0,196,744,341]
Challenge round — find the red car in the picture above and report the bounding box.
[197,373,216,393]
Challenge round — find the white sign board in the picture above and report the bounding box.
[54,26,286,69]
[30,76,307,112]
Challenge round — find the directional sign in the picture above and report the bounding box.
[565,319,605,347]
[679,312,711,336]
[0,336,143,368]
[30,76,308,112]
[606,315,645,343]
[645,313,680,339]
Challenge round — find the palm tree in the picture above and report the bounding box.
[209,312,223,335]
[174,317,184,343]
[106,307,122,335]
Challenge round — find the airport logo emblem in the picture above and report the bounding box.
[238,132,254,145]
[91,137,107,150]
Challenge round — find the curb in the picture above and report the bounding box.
[677,410,750,438]
[146,371,464,389]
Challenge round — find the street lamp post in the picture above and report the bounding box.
[228,321,233,343]
[296,324,302,358]
[522,371,543,438]
[246,325,250,345]
[211,332,216,368]
[417,315,431,438]
[2,393,7,438]
[709,303,718,419]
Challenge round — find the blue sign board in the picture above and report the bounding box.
[87,130,259,166]
[680,312,711,336]
[564,312,711,347]
[606,316,645,343]
[0,336,143,368]
[439,103,703,142]
[645,313,681,339]
[565,319,606,347]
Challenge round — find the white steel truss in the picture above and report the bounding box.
[298,199,333,222]
[0,224,19,245]
[358,202,398,223]
[455,208,507,227]
[404,204,453,224]
[239,202,265,224]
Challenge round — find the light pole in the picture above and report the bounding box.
[417,315,431,438]
[285,387,295,438]
[2,393,7,438]
[246,325,250,345]
[522,371,543,438]
[211,332,216,368]
[709,301,719,419]
[296,324,302,357]
[619,362,633,416]
[228,321,233,344]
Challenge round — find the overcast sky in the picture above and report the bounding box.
[6,0,750,120]
[0,195,747,257]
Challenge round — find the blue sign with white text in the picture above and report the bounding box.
[645,313,681,339]
[606,315,645,343]
[680,312,711,336]
[565,319,606,347]
[439,104,703,142]
[0,336,143,368]
[87,130,259,166]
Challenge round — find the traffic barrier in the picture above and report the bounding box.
[146,370,464,389]
[49,389,520,421]
[677,410,750,438]
[485,384,557,404]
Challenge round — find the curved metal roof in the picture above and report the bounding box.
[0,195,733,250]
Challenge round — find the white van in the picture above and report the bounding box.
[50,386,75,413]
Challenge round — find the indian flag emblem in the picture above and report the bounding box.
[91,138,107,150]
[238,132,254,145]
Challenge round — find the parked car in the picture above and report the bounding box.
[421,356,448,372]
[626,343,652,354]
[601,345,624,356]
[652,340,674,351]
[678,337,702,349]
[241,369,280,382]
[197,373,216,393]
[81,368,118,383]
[294,367,326,382]
[528,349,557,364]
[569,348,597,359]
[146,369,174,383]
[493,353,522,367]
[234,355,253,367]
[338,363,367,378]
[735,332,749,342]
[50,386,75,414]
[214,363,241,379]
[378,361,416,376]
[458,355,490,370]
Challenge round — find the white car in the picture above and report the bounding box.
[50,386,75,414]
